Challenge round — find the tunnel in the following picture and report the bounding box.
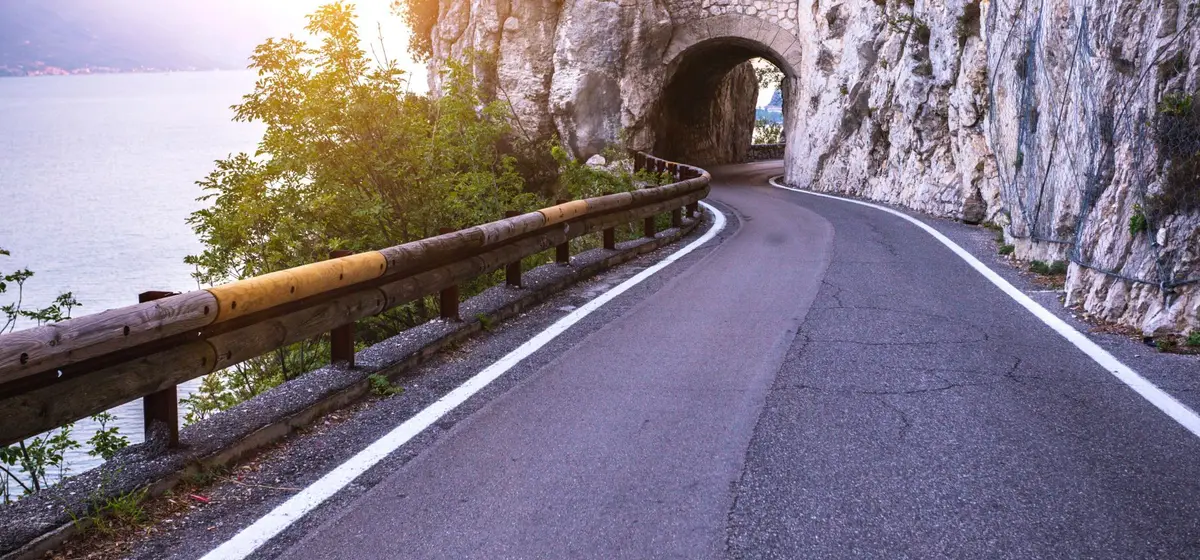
[651,34,795,168]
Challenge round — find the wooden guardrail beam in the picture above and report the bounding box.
[0,152,711,447]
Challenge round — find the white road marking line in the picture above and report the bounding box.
[199,202,728,560]
[767,176,1200,438]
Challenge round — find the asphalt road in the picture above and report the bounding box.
[279,163,1200,559]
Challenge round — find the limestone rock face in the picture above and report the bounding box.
[656,61,759,165]
[429,0,1200,334]
[431,0,675,159]
[784,0,1199,334]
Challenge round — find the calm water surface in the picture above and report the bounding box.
[0,71,264,490]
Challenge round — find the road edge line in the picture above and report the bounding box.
[767,175,1200,439]
[199,201,729,560]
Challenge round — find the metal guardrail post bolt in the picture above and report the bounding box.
[555,199,571,265]
[504,211,523,287]
[438,227,461,321]
[139,290,180,448]
[329,249,355,367]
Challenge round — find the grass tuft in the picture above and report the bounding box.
[368,373,404,397]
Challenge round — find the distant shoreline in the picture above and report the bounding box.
[0,67,245,78]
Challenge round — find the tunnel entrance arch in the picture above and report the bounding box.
[651,15,802,167]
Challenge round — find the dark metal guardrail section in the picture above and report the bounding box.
[0,153,710,447]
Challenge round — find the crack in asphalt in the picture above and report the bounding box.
[863,218,904,259]
[876,395,914,441]
[820,278,848,309]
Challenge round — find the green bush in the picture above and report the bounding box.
[998,244,1015,255]
[181,4,540,423]
[753,119,783,144]
[1129,204,1148,235]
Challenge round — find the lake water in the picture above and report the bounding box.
[0,71,264,493]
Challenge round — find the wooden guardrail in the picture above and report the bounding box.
[0,153,709,447]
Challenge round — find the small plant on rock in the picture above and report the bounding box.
[998,244,1015,256]
[368,374,404,397]
[1129,204,1148,235]
[1187,331,1200,347]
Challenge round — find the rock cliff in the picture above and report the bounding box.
[428,0,1200,335]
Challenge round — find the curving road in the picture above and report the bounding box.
[269,162,1200,559]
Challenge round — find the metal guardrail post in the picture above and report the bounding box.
[505,211,523,287]
[438,227,461,321]
[139,290,180,448]
[555,200,571,264]
[601,192,617,250]
[329,249,355,367]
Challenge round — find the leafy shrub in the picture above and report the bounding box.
[1129,204,1148,235]
[998,244,1015,255]
[753,119,784,144]
[86,412,129,462]
[181,4,540,422]
[391,0,437,61]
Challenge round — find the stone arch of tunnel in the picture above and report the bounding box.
[651,15,801,167]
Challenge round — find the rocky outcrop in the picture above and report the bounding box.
[785,0,1199,335]
[428,0,1200,335]
[430,0,674,158]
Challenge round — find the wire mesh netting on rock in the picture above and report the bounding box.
[986,0,1200,296]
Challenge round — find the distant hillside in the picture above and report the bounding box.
[0,0,298,76]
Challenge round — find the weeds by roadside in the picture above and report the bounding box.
[368,374,404,397]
